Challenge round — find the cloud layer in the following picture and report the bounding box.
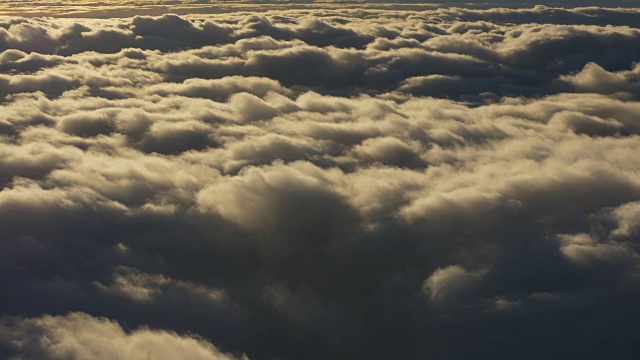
[1,4,640,360]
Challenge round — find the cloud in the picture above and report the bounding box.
[0,5,640,360]
[94,266,229,303]
[197,162,360,240]
[610,201,640,238]
[0,312,245,360]
[561,62,640,99]
[147,76,292,101]
[423,265,487,304]
[557,233,639,267]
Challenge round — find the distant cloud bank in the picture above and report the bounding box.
[1,4,640,360]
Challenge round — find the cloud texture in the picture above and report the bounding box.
[1,4,640,360]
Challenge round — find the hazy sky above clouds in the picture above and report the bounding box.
[1,2,640,360]
[1,0,639,17]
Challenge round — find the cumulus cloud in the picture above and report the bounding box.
[423,265,487,304]
[611,201,640,238]
[0,313,245,360]
[557,233,639,267]
[0,3,640,360]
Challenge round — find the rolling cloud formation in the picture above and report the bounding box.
[1,4,640,359]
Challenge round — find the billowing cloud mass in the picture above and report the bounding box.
[0,312,244,360]
[1,2,640,359]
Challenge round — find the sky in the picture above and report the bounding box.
[1,1,640,17]
[1,1,640,360]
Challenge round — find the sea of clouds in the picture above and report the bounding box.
[1,3,640,359]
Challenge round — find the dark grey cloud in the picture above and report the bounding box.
[0,4,640,360]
